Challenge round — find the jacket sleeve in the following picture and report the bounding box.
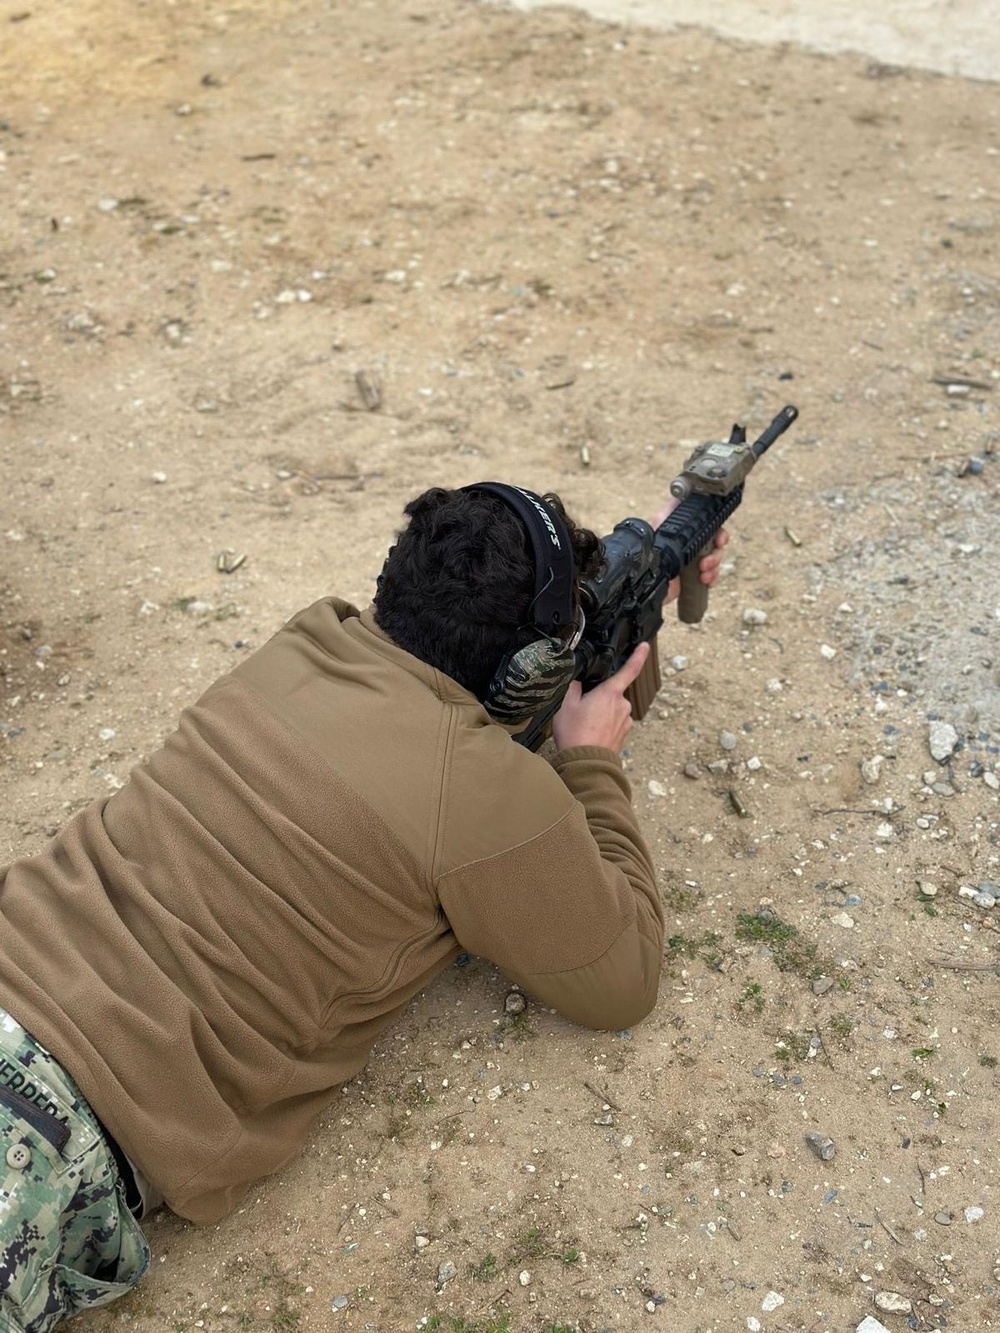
[436,746,664,1031]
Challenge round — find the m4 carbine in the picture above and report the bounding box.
[514,404,799,752]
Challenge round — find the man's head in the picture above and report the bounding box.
[373,485,603,703]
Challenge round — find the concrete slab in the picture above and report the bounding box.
[500,0,1000,81]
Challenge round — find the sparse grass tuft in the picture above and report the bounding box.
[735,912,828,978]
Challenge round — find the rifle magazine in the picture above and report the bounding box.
[625,644,662,721]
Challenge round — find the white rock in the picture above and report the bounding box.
[985,771,1000,791]
[742,607,768,625]
[875,822,894,838]
[928,720,959,762]
[857,1319,892,1333]
[874,1291,912,1314]
[860,755,884,785]
[761,1291,784,1313]
[519,1270,531,1287]
[647,780,667,798]
[747,1319,762,1332]
[831,912,855,929]
[670,655,689,671]
[965,1205,985,1223]
[747,756,762,771]
[820,643,837,660]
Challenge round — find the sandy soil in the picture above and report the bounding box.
[2,2,999,1331]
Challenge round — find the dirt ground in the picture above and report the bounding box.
[2,1,999,1330]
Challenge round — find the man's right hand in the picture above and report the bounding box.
[551,642,651,755]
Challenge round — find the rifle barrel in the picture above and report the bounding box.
[750,404,799,460]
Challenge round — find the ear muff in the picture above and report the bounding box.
[482,634,578,724]
[462,483,578,724]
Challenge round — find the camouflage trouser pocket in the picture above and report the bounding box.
[0,1061,150,1333]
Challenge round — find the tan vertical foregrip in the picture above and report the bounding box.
[624,641,662,720]
[677,541,714,624]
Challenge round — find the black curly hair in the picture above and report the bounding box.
[373,486,604,700]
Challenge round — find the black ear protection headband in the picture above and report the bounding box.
[462,483,580,724]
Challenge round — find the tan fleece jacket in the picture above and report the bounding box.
[0,599,663,1223]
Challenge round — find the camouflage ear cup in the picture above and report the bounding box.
[483,637,578,724]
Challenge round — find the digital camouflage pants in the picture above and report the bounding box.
[0,1009,150,1332]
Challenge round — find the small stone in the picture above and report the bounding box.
[742,607,768,625]
[856,1319,892,1333]
[812,976,834,996]
[874,1292,912,1315]
[761,1291,784,1313]
[670,655,689,671]
[875,822,894,839]
[436,1260,457,1287]
[648,779,667,797]
[331,1296,350,1311]
[645,1301,656,1314]
[805,1132,836,1161]
[831,911,855,929]
[151,471,168,484]
[984,771,1000,791]
[415,1235,430,1251]
[820,643,837,660]
[972,892,995,909]
[934,1211,953,1226]
[683,761,701,779]
[918,882,938,898]
[860,755,884,785]
[928,720,959,762]
[747,756,762,771]
[504,990,527,1015]
[964,1205,985,1223]
[519,1270,531,1287]
[747,1319,762,1333]
[719,730,738,751]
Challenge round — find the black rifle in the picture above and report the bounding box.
[514,404,799,752]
